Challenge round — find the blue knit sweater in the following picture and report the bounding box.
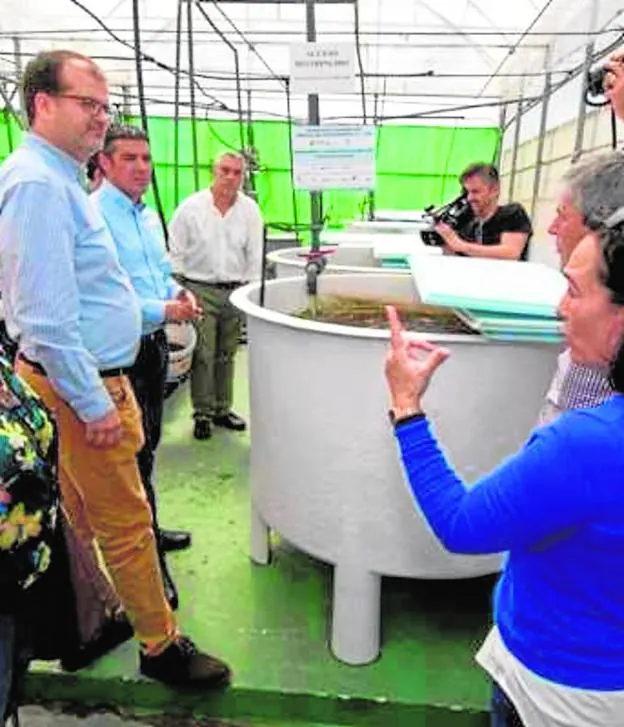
[395,395,624,690]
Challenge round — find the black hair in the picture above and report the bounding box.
[21,50,102,126]
[459,163,499,187]
[102,124,148,156]
[86,153,100,181]
[595,223,624,392]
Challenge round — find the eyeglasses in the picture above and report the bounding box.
[52,93,112,118]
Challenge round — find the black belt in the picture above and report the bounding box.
[19,353,132,379]
[183,277,242,291]
[142,329,167,342]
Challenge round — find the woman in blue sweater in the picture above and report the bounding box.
[386,154,624,727]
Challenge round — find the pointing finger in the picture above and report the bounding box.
[385,305,405,349]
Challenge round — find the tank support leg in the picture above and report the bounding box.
[331,564,381,665]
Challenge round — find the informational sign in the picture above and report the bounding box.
[292,124,376,191]
[289,42,355,94]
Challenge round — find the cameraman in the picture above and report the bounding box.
[435,163,533,261]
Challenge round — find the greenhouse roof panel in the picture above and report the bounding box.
[0,0,620,126]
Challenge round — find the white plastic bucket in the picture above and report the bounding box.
[165,322,197,384]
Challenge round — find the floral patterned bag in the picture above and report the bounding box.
[0,355,59,596]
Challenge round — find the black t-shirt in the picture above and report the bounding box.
[456,203,533,261]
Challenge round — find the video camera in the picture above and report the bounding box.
[420,192,473,246]
[585,62,610,107]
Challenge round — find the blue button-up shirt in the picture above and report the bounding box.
[0,133,142,422]
[93,180,180,334]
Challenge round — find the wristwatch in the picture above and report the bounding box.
[388,409,425,427]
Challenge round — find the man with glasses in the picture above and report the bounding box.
[0,50,231,688]
[169,152,263,440]
[434,163,533,261]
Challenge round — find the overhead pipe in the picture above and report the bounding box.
[530,46,552,220]
[131,0,169,243]
[173,0,183,207]
[187,0,200,192]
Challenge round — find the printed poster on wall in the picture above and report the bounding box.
[292,124,376,191]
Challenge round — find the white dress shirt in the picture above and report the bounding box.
[168,189,264,284]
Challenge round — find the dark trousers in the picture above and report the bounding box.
[128,330,169,572]
[182,280,241,419]
[491,683,524,727]
[0,614,14,722]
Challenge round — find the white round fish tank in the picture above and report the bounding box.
[231,273,560,666]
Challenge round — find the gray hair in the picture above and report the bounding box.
[213,151,245,170]
[564,151,624,231]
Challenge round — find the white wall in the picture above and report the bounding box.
[499,93,616,269]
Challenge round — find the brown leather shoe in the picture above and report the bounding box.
[140,636,232,688]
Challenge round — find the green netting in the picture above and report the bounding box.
[0,113,499,229]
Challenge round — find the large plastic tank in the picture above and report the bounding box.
[231,273,559,665]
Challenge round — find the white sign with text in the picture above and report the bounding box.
[289,42,355,94]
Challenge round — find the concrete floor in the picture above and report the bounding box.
[20,706,146,727]
[20,705,343,726]
[24,352,495,727]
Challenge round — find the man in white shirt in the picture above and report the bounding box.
[169,152,264,440]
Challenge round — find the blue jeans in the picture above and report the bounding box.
[491,682,524,727]
[0,614,15,723]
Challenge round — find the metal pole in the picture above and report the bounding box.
[246,88,254,149]
[286,79,300,240]
[174,0,183,208]
[530,46,552,219]
[12,36,23,125]
[306,0,322,252]
[246,88,257,197]
[187,0,200,192]
[508,98,523,200]
[572,0,600,163]
[2,83,14,153]
[132,0,168,242]
[368,91,379,220]
[12,36,22,83]
[233,52,246,152]
[121,84,131,122]
[493,104,507,169]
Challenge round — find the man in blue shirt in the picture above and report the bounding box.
[93,124,201,609]
[0,49,231,688]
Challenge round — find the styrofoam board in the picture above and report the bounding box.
[460,310,561,333]
[408,254,567,318]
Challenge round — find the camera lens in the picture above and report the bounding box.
[586,65,608,98]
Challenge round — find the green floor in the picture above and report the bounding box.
[26,352,494,727]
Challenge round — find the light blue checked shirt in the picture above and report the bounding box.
[93,180,181,335]
[539,348,612,425]
[0,133,142,422]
